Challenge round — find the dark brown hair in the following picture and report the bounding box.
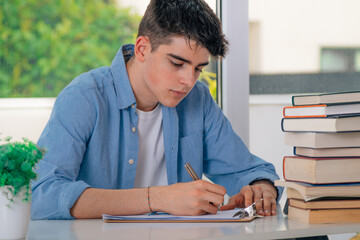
[137,0,228,58]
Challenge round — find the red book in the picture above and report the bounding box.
[283,103,360,118]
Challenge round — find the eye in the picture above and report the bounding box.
[171,61,183,68]
[195,68,203,73]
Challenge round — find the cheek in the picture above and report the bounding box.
[147,62,173,87]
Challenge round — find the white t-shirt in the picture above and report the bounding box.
[133,104,168,188]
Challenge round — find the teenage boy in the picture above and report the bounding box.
[31,0,282,220]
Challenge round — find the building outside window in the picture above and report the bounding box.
[249,0,360,95]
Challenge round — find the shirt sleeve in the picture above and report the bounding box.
[200,83,283,199]
[31,86,95,220]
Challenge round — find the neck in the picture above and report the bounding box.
[126,58,158,112]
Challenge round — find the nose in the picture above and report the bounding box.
[179,68,198,87]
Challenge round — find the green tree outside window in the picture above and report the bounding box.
[0,0,217,100]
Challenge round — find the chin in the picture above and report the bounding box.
[160,99,182,108]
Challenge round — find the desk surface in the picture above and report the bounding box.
[27,208,360,240]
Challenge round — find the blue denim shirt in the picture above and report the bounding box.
[31,44,282,220]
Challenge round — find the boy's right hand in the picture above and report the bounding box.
[150,180,226,216]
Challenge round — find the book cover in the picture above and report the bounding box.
[283,103,360,118]
[281,115,360,132]
[288,206,360,224]
[289,198,360,210]
[275,180,360,201]
[282,156,360,184]
[292,91,360,106]
[284,132,360,148]
[294,146,360,158]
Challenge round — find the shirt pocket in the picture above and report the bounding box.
[178,131,203,182]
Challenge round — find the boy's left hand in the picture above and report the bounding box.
[219,180,277,216]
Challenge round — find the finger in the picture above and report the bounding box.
[241,186,254,207]
[206,191,225,207]
[263,191,276,216]
[251,185,264,216]
[262,193,273,216]
[230,193,245,208]
[271,197,277,215]
[200,201,219,214]
[219,203,235,211]
[198,180,226,196]
[219,197,236,211]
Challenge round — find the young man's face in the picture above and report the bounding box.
[141,36,210,109]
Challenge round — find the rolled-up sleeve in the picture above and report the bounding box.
[31,86,95,220]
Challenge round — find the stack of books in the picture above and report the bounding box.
[275,91,360,224]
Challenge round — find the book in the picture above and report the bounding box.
[294,146,360,158]
[292,91,360,106]
[283,104,360,118]
[288,206,360,224]
[281,116,360,132]
[284,132,360,148]
[289,198,360,210]
[274,180,360,201]
[282,156,360,184]
[102,209,256,223]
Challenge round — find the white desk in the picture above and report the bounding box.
[27,208,360,240]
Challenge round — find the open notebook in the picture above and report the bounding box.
[103,209,259,223]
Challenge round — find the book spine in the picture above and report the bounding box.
[283,105,327,118]
[282,156,286,180]
[281,118,285,132]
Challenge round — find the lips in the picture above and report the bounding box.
[170,89,187,98]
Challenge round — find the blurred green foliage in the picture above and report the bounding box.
[199,70,217,100]
[0,0,140,97]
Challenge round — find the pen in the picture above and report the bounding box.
[184,162,200,181]
[185,162,218,208]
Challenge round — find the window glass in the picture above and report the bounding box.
[1,0,219,102]
[249,0,360,94]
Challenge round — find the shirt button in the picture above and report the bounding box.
[132,127,136,133]
[128,159,134,165]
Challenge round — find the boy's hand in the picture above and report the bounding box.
[151,180,226,215]
[219,180,277,216]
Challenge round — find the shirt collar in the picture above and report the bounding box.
[110,44,136,109]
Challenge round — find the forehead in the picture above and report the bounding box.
[155,36,210,60]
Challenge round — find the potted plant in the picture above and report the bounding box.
[0,137,44,240]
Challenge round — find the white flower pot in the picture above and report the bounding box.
[0,186,31,240]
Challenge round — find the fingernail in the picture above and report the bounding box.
[264,210,270,215]
[272,210,276,214]
[259,210,264,215]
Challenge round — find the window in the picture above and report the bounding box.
[321,48,360,72]
[0,0,219,102]
[249,0,360,94]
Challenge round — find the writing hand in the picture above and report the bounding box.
[150,180,226,216]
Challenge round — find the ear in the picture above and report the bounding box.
[134,36,150,62]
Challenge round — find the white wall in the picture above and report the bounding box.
[249,0,360,73]
[0,98,54,142]
[249,95,293,179]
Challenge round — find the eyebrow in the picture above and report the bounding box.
[167,53,209,67]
